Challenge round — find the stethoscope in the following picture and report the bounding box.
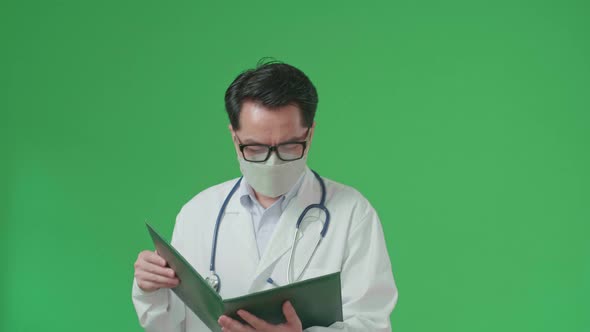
[205,170,330,293]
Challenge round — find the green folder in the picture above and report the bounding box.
[146,223,343,332]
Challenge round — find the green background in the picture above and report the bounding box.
[2,0,588,331]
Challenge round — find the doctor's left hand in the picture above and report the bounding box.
[218,301,302,332]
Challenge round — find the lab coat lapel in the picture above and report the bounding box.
[250,167,321,285]
[221,188,260,273]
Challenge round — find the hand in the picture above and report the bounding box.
[218,301,302,332]
[134,250,179,292]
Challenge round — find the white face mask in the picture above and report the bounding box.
[238,152,307,198]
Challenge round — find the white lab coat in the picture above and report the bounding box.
[132,167,398,331]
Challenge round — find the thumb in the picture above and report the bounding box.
[283,301,302,327]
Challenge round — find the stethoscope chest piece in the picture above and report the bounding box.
[206,272,220,292]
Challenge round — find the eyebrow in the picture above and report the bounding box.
[240,132,307,145]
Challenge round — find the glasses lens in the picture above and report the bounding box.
[242,145,269,162]
[277,143,305,161]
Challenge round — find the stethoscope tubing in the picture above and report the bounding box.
[208,170,329,292]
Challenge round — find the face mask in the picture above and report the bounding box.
[238,152,307,198]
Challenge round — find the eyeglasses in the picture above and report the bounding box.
[235,128,310,162]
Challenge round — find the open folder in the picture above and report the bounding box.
[146,223,343,332]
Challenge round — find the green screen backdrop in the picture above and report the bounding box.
[2,1,589,331]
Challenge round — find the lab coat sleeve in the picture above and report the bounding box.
[305,207,398,332]
[131,210,188,332]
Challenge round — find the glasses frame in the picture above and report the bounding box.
[236,128,311,163]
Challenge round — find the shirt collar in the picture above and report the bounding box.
[238,170,306,212]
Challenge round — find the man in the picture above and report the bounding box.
[132,61,398,331]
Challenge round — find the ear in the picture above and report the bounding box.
[304,122,316,157]
[309,121,316,141]
[229,124,237,141]
[229,124,241,156]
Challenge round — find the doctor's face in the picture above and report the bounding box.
[229,100,314,159]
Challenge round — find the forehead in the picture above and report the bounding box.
[237,100,307,142]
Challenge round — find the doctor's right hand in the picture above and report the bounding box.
[134,250,179,292]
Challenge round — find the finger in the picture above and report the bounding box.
[237,309,272,331]
[136,270,179,287]
[136,280,159,292]
[218,315,253,332]
[142,263,176,279]
[136,277,178,290]
[145,251,167,266]
[283,301,302,327]
[147,274,179,287]
[141,271,179,286]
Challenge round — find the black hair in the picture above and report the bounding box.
[224,59,318,129]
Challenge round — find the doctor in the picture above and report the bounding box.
[132,61,398,331]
